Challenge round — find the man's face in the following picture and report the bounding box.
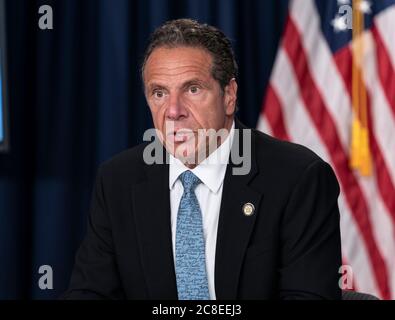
[143,46,237,167]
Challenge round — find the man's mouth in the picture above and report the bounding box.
[167,130,195,143]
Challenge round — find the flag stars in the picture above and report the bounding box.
[332,15,349,32]
[358,0,372,14]
[332,0,372,32]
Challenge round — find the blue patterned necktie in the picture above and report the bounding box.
[175,170,210,300]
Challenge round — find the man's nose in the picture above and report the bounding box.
[166,93,187,120]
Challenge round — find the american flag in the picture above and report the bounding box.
[258,0,395,299]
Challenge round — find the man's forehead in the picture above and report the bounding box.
[146,68,210,84]
[145,47,212,73]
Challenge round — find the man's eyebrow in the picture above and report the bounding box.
[147,78,210,92]
[181,78,209,89]
[146,82,167,91]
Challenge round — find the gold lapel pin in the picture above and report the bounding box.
[242,203,255,216]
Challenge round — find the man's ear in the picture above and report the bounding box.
[224,78,238,116]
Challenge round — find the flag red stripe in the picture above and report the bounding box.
[262,85,290,141]
[371,25,395,120]
[333,46,395,228]
[284,16,391,299]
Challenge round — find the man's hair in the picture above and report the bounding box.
[141,18,238,92]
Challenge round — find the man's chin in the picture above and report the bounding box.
[175,147,197,163]
[166,143,198,166]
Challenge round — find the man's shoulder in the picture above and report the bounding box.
[235,118,323,170]
[98,142,149,181]
[251,128,326,174]
[248,128,338,194]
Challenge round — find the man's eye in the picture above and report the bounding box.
[153,90,164,98]
[189,86,200,94]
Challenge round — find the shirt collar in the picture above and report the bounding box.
[169,121,235,194]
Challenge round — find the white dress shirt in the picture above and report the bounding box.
[169,121,235,300]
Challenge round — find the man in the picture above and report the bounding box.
[64,19,342,300]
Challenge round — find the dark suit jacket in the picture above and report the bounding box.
[64,118,342,300]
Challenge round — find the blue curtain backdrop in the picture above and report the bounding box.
[0,0,289,299]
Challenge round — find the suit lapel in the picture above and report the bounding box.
[215,119,264,299]
[132,157,178,299]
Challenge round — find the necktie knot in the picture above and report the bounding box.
[179,170,201,192]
